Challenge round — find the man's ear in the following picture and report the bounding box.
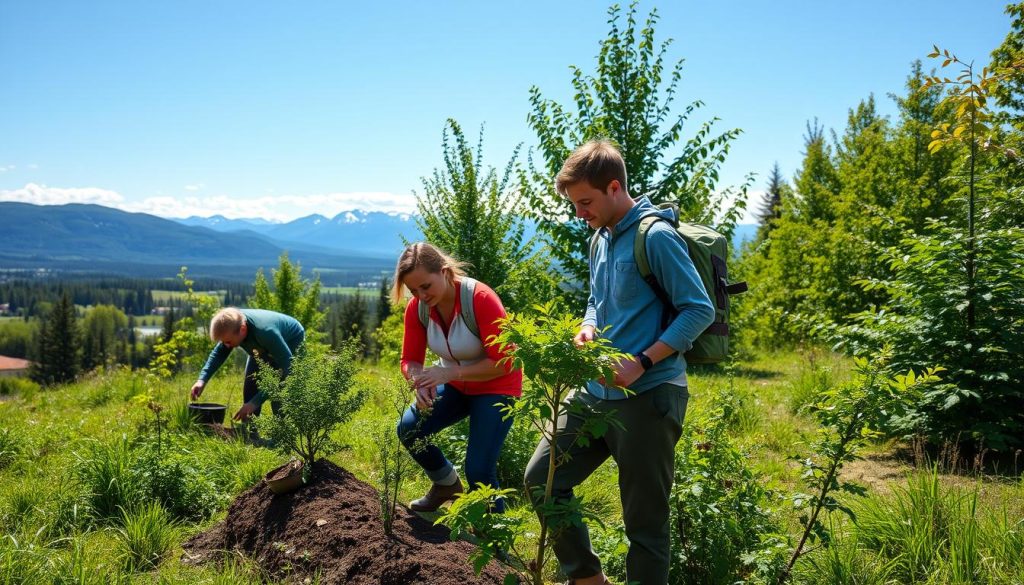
[606,179,621,196]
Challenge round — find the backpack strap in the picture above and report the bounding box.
[459,277,479,339]
[416,277,480,340]
[634,214,678,330]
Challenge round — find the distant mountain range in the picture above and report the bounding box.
[0,202,759,282]
[0,203,395,283]
[177,210,420,256]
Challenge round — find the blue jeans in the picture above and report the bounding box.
[397,384,515,512]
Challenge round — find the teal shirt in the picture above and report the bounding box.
[199,309,305,406]
[583,197,715,400]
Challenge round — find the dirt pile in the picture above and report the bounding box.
[183,460,509,584]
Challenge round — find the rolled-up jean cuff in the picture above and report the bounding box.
[425,461,455,483]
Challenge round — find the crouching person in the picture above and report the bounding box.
[393,243,522,512]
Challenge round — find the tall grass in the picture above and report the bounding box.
[76,435,140,521]
[115,502,178,572]
[797,469,1024,584]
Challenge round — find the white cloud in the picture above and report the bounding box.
[183,183,205,191]
[0,183,125,206]
[0,183,416,222]
[0,165,15,173]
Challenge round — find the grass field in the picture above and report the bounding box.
[320,286,375,296]
[1,351,1021,583]
[151,290,225,304]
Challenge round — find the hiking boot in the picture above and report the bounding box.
[410,478,463,512]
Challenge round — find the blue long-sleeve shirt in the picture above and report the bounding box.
[583,197,715,399]
[198,309,305,406]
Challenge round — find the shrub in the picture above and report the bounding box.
[255,342,367,468]
[669,392,786,584]
[0,377,39,398]
[131,438,224,521]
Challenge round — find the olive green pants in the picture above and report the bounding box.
[524,383,688,585]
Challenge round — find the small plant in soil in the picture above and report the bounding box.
[372,376,422,536]
[255,341,366,475]
[438,302,627,585]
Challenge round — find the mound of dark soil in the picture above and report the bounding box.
[183,460,509,584]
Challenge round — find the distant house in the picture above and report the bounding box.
[0,355,32,378]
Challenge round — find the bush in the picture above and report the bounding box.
[0,377,40,398]
[255,342,367,467]
[669,392,786,584]
[132,438,225,521]
[841,188,1024,451]
[78,434,232,523]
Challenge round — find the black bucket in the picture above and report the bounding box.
[188,402,227,425]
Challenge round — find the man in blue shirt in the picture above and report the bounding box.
[525,140,715,585]
[190,307,305,422]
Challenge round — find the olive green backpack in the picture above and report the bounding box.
[591,203,748,364]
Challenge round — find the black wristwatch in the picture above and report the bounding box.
[634,352,654,371]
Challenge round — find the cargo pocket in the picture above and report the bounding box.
[651,385,688,433]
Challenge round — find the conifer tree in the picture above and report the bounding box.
[376,277,391,329]
[793,119,841,222]
[415,119,558,313]
[32,293,80,385]
[755,162,789,241]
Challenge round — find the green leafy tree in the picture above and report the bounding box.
[415,118,559,313]
[32,292,80,385]
[888,60,959,231]
[249,252,326,339]
[149,268,218,378]
[438,302,627,585]
[523,2,748,309]
[792,119,841,223]
[990,2,1024,131]
[254,342,367,469]
[81,304,129,371]
[838,48,1024,451]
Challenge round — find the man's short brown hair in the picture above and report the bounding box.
[555,139,628,196]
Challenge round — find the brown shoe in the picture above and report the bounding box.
[410,479,463,512]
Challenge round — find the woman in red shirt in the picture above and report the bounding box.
[393,242,522,512]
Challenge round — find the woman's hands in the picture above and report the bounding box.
[409,366,458,411]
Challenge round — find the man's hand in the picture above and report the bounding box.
[574,325,597,348]
[611,356,645,388]
[190,380,205,401]
[233,402,257,422]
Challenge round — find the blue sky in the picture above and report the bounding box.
[0,1,1011,222]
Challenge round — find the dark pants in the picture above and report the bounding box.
[397,384,515,512]
[524,383,688,585]
[242,356,280,416]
